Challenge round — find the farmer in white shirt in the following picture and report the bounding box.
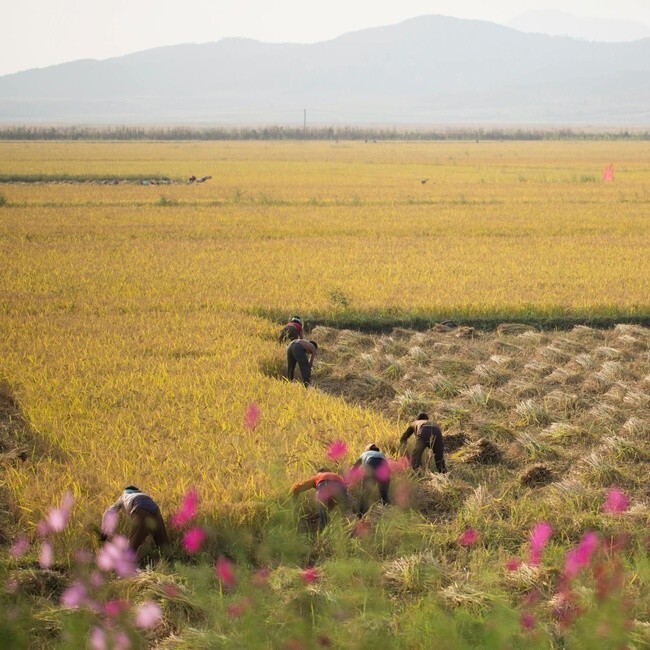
[352,444,391,515]
[101,486,169,555]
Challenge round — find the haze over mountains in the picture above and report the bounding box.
[507,10,650,43]
[1,15,649,126]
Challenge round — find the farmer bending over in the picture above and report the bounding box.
[101,486,169,555]
[287,339,318,387]
[352,444,391,515]
[291,468,349,530]
[279,316,304,342]
[399,413,447,473]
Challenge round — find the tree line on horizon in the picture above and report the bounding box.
[1,125,648,141]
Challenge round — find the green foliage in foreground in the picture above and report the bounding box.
[1,484,648,649]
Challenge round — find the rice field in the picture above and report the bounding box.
[1,139,649,648]
[0,140,649,529]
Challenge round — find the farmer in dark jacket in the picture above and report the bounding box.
[291,468,350,529]
[352,444,390,515]
[279,316,304,342]
[101,486,169,554]
[399,413,446,473]
[287,339,318,386]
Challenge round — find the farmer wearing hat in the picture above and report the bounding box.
[399,413,447,473]
[101,486,169,554]
[278,315,304,342]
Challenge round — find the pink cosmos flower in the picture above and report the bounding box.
[327,440,348,461]
[39,540,53,568]
[96,535,137,578]
[164,584,180,598]
[101,509,119,537]
[375,461,391,482]
[458,528,479,547]
[252,567,270,587]
[89,571,104,588]
[215,556,235,589]
[44,492,74,534]
[552,588,582,628]
[602,488,629,515]
[74,549,93,564]
[594,558,624,601]
[520,612,536,631]
[5,577,19,594]
[227,597,252,618]
[171,488,199,529]
[564,531,599,579]
[90,626,106,650]
[523,591,540,607]
[61,581,87,608]
[353,519,371,538]
[10,537,29,558]
[134,601,162,629]
[301,567,320,584]
[183,527,206,554]
[114,632,131,650]
[395,481,410,507]
[343,465,363,486]
[47,508,69,533]
[389,456,410,473]
[36,520,50,537]
[61,491,74,511]
[505,558,522,571]
[244,401,261,430]
[104,599,129,618]
[528,522,553,566]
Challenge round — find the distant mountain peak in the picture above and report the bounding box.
[1,14,648,125]
[507,10,650,43]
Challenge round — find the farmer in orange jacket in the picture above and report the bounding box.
[291,468,350,529]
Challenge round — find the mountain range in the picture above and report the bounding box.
[507,10,650,43]
[1,15,648,126]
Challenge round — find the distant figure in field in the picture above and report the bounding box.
[421,179,429,184]
[278,316,304,343]
[101,486,169,555]
[188,175,197,183]
[399,413,446,473]
[291,468,350,529]
[287,339,318,387]
[196,175,212,183]
[352,444,390,515]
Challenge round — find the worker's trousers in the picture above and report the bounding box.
[128,507,170,554]
[287,341,312,386]
[411,429,447,473]
[315,481,349,530]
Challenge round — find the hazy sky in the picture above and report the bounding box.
[3,0,650,76]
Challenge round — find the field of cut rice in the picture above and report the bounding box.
[0,140,648,648]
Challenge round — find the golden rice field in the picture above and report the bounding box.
[0,140,649,546]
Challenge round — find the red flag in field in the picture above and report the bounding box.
[603,163,614,182]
